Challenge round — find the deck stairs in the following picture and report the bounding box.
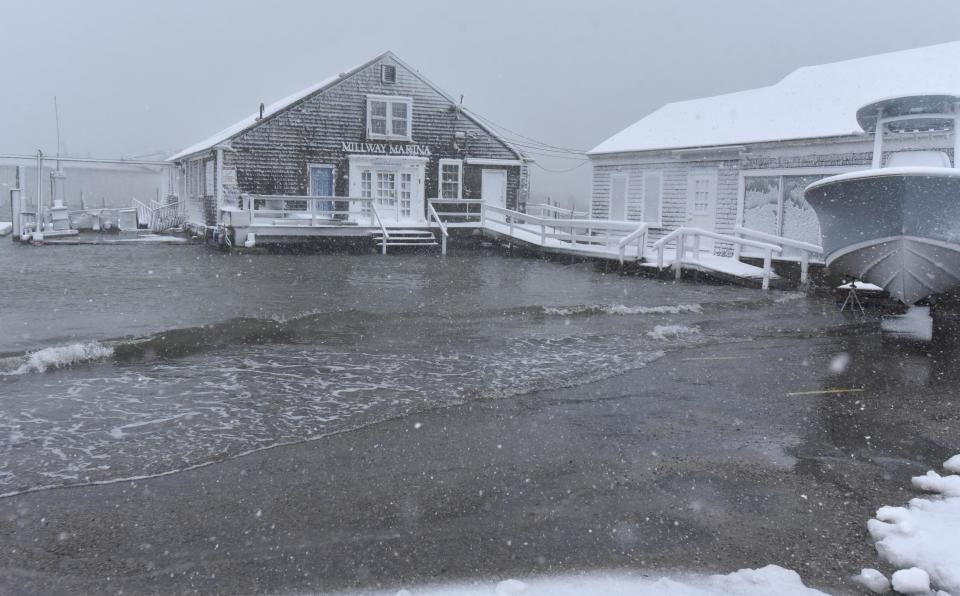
[372,228,439,250]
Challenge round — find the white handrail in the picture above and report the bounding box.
[482,204,640,231]
[369,202,389,254]
[616,223,651,264]
[732,227,821,285]
[653,227,782,290]
[428,202,448,256]
[733,227,822,253]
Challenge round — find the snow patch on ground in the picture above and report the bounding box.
[864,453,960,594]
[880,306,933,342]
[1,341,114,375]
[647,325,701,340]
[542,303,703,317]
[0,221,12,236]
[327,565,829,596]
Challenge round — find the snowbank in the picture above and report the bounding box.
[0,221,12,236]
[864,453,960,593]
[331,566,829,596]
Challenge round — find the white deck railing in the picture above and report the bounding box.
[131,197,185,232]
[527,203,588,219]
[732,227,823,284]
[482,204,651,255]
[653,227,783,290]
[428,198,484,225]
[240,194,381,226]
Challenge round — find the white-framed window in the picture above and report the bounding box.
[642,171,663,225]
[366,95,412,141]
[439,159,463,199]
[399,172,412,218]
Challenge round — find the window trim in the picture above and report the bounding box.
[366,95,413,141]
[438,158,464,199]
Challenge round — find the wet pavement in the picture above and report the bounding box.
[1,317,956,595]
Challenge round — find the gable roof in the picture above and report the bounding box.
[168,51,525,162]
[589,41,960,156]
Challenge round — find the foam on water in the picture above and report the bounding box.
[542,303,703,316]
[1,341,115,376]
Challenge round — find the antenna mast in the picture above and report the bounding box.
[54,96,62,168]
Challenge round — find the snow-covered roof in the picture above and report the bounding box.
[589,41,960,155]
[168,51,526,163]
[167,54,384,161]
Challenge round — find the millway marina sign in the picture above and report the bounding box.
[341,141,433,156]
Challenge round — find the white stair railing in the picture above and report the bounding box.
[652,227,783,290]
[617,224,651,264]
[428,202,449,255]
[732,227,823,285]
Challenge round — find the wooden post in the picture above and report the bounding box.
[732,231,742,260]
[800,250,810,285]
[675,232,684,281]
[480,204,486,228]
[762,249,772,290]
[694,233,701,260]
[442,233,447,256]
[540,223,545,245]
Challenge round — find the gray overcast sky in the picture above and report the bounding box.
[2,0,960,206]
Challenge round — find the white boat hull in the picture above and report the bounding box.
[805,168,960,304]
[827,236,960,304]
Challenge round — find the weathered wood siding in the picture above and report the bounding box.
[590,133,955,256]
[183,55,523,222]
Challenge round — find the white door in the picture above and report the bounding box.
[481,169,507,210]
[687,173,717,251]
[609,174,628,220]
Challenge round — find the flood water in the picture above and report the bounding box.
[1,241,830,496]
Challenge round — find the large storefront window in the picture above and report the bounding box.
[741,174,825,250]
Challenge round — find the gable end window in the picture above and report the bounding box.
[367,95,412,141]
[381,64,397,84]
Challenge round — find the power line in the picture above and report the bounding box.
[463,106,589,155]
[532,160,590,174]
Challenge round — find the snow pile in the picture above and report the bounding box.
[2,341,114,375]
[332,566,828,596]
[880,306,933,342]
[853,568,890,593]
[862,453,960,594]
[647,325,701,340]
[542,303,703,317]
[0,221,12,236]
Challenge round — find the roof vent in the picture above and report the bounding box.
[381,64,397,84]
[257,102,265,120]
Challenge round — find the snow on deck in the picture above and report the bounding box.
[484,219,777,281]
[590,41,960,154]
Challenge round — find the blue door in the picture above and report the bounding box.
[309,166,335,215]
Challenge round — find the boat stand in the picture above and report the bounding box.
[840,284,865,314]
